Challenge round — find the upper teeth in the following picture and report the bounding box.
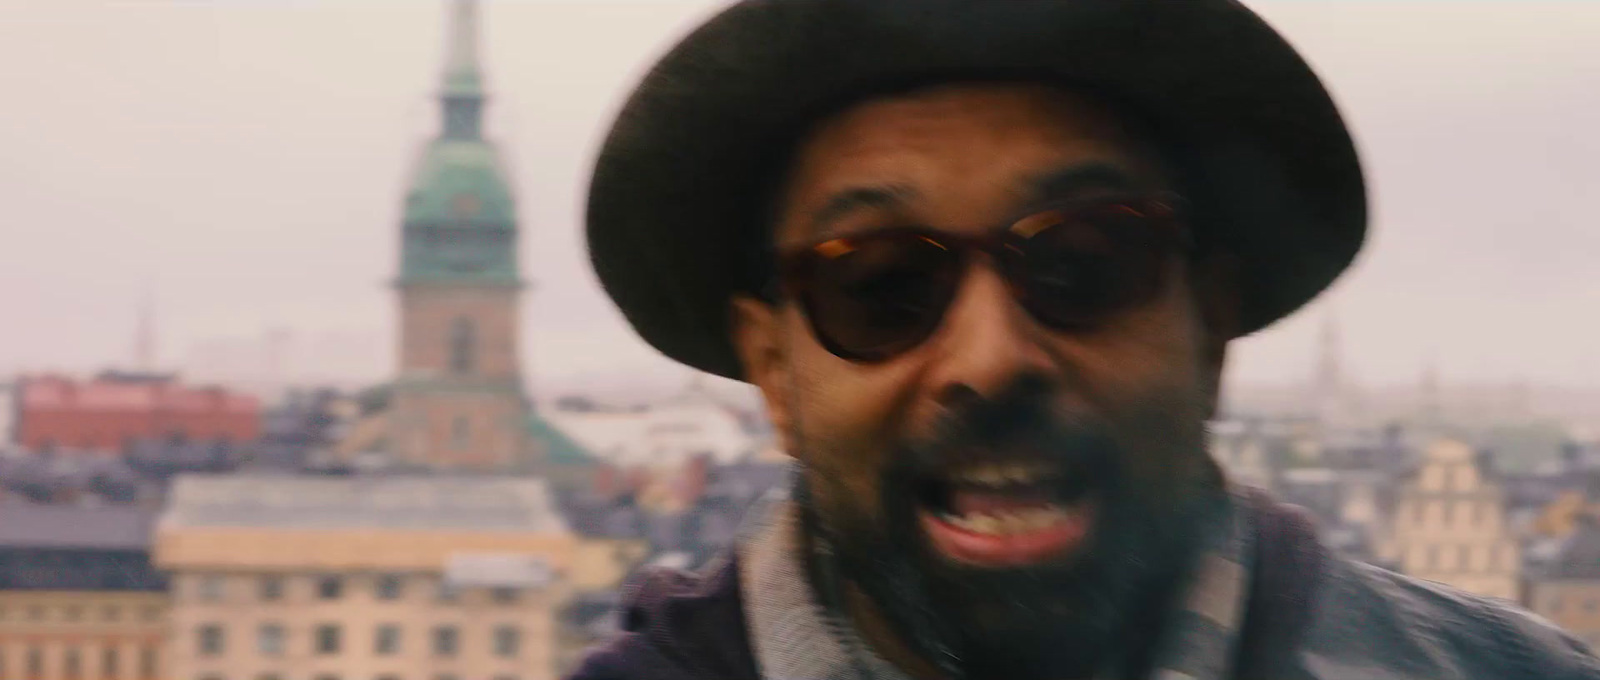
[956,463,1045,485]
[946,507,1068,535]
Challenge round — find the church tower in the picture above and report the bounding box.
[389,0,528,470]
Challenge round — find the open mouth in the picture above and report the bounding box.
[914,461,1098,568]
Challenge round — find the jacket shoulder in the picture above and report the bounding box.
[566,555,760,680]
[1293,557,1599,679]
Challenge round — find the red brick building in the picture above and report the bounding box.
[12,373,260,454]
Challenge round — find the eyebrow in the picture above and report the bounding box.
[1024,162,1152,204]
[809,184,919,236]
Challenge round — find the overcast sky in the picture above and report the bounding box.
[1,1,1597,397]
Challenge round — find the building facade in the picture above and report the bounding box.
[1385,439,1520,600]
[154,475,577,680]
[0,506,169,680]
[13,374,260,455]
[1528,514,1600,651]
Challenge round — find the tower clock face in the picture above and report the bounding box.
[451,193,482,219]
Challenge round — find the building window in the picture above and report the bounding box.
[138,647,157,680]
[28,606,44,621]
[451,417,471,450]
[313,675,339,680]
[1547,594,1565,614]
[376,574,403,600]
[317,576,343,600]
[255,675,281,680]
[103,606,121,622]
[432,626,459,657]
[1458,545,1472,573]
[492,676,517,680]
[492,626,519,658]
[258,624,286,657]
[27,649,42,678]
[374,624,401,656]
[436,581,460,604]
[141,606,161,622]
[449,318,477,374]
[198,624,225,656]
[65,605,84,622]
[199,675,225,680]
[65,648,82,680]
[376,676,400,680]
[490,587,519,605]
[101,647,118,680]
[260,576,285,602]
[1425,546,1439,571]
[1586,598,1599,613]
[198,575,226,602]
[433,675,459,680]
[0,649,7,680]
[315,625,342,655]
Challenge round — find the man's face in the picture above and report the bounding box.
[733,84,1235,679]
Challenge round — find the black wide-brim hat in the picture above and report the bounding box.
[587,0,1367,381]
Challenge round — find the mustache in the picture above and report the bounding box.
[896,376,1120,486]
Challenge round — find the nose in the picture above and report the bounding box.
[924,262,1058,402]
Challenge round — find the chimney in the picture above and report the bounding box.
[595,464,619,499]
[683,454,711,505]
[626,466,650,496]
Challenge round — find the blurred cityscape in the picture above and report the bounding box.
[3,2,1599,680]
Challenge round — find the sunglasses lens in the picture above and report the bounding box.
[1009,204,1169,328]
[801,235,962,361]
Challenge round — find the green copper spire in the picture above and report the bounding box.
[397,0,519,287]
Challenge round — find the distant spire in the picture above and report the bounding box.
[1311,309,1345,424]
[443,0,481,91]
[134,289,156,371]
[1316,311,1342,394]
[1419,352,1441,426]
[439,0,485,139]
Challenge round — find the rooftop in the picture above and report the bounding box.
[1547,515,1600,580]
[0,504,157,550]
[160,474,567,533]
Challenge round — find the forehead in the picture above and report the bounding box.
[776,84,1170,240]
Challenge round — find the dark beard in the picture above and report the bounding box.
[798,379,1225,680]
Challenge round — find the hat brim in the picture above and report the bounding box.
[587,0,1367,381]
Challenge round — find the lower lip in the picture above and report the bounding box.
[918,501,1095,568]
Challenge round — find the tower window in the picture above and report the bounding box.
[452,417,471,450]
[449,317,477,374]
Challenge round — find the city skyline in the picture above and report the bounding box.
[2,1,1598,395]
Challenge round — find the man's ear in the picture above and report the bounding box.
[730,295,796,456]
[1191,252,1242,418]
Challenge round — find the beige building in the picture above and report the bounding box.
[153,475,577,680]
[0,505,169,680]
[1528,515,1600,651]
[1384,439,1520,600]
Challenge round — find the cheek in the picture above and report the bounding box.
[782,312,922,523]
[1051,287,1212,480]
